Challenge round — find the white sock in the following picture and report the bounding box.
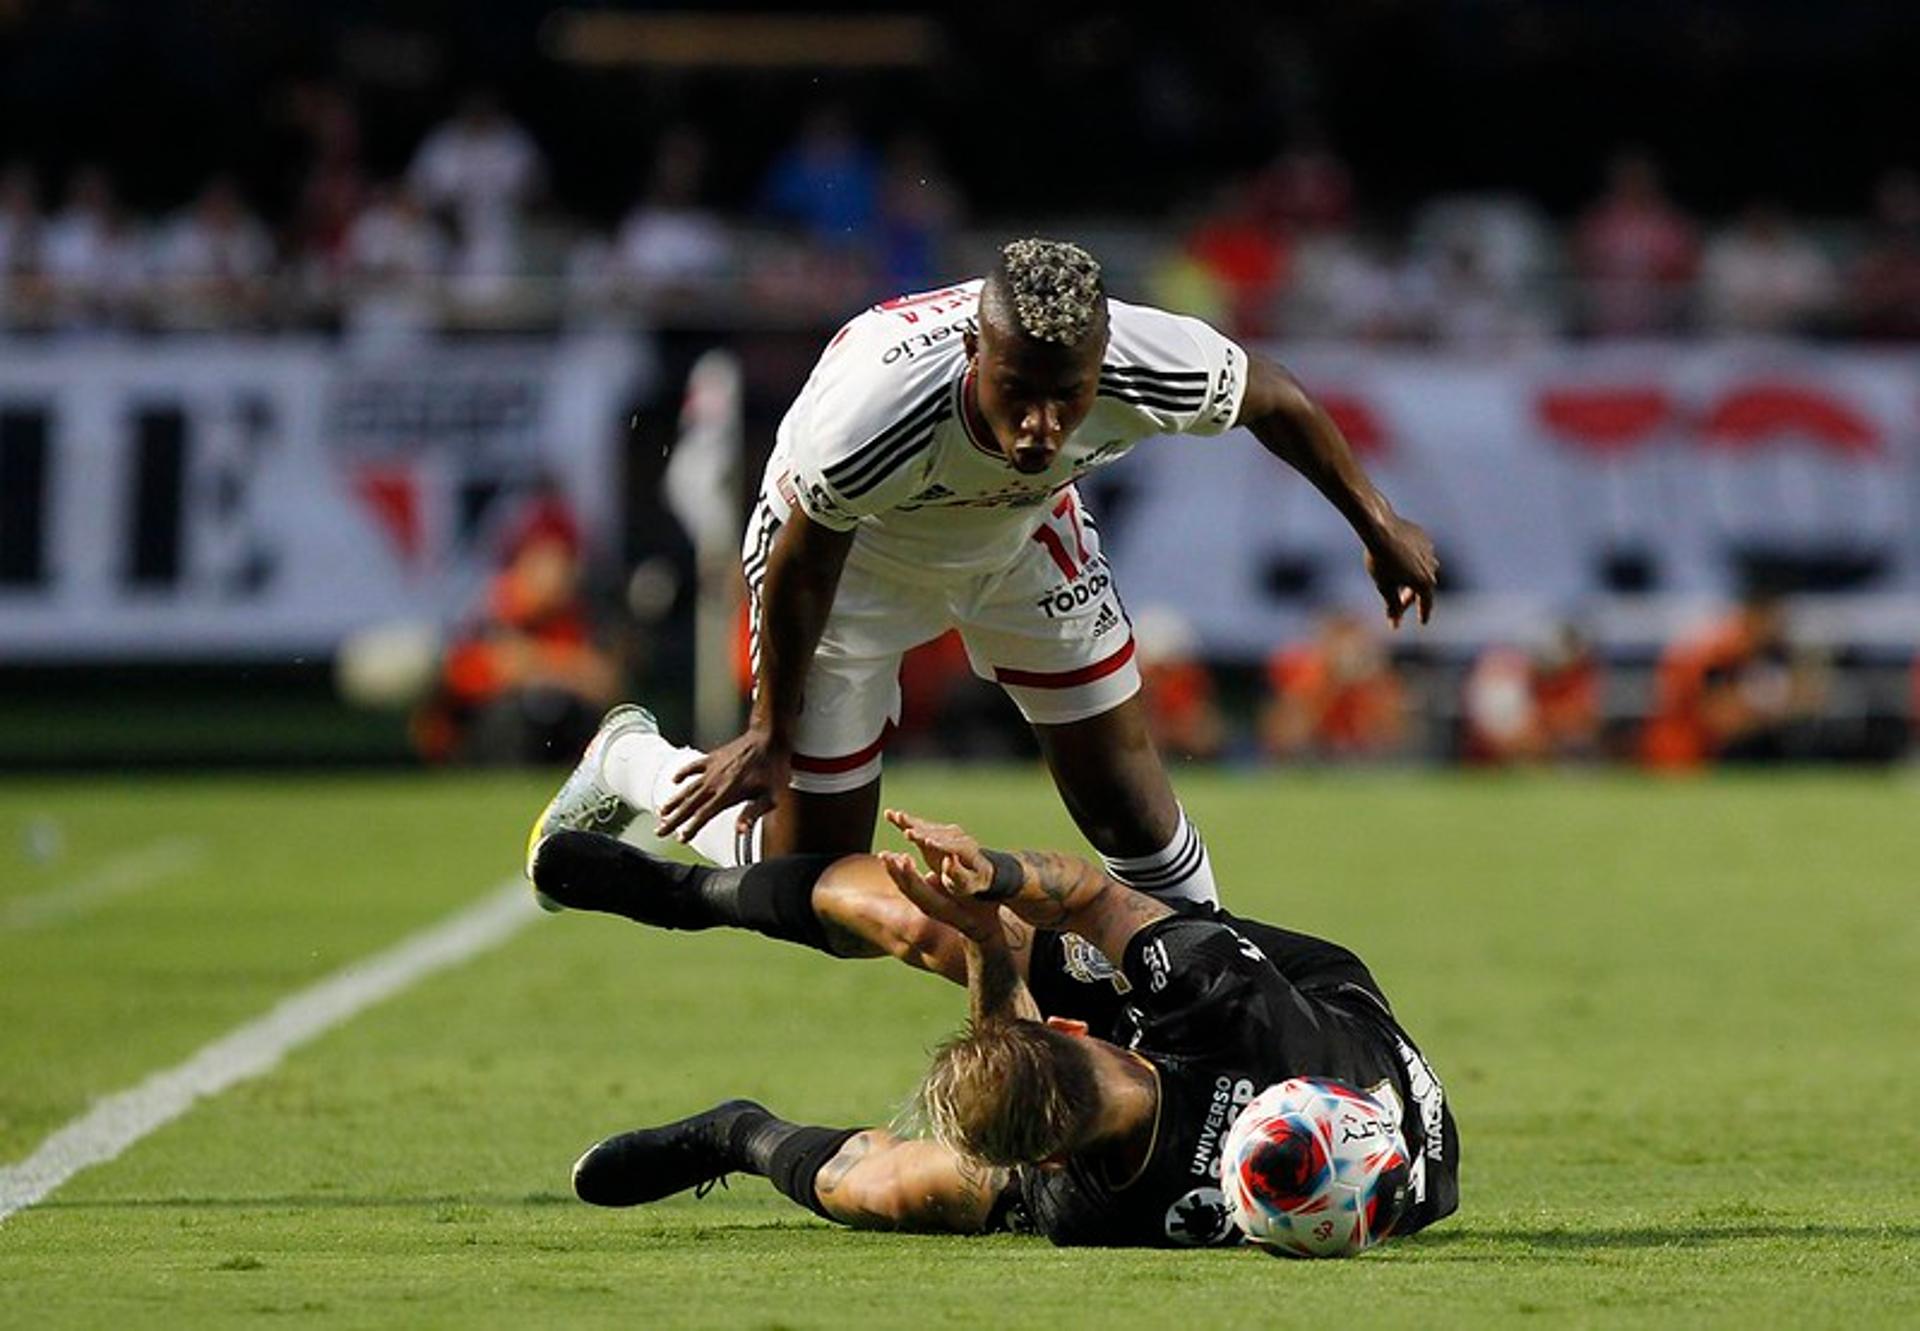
[600,731,763,868]
[1100,809,1218,908]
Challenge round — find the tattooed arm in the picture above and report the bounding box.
[882,809,1175,968]
[965,921,1041,1025]
[810,1130,1013,1233]
[876,836,1042,1024]
[991,847,1174,964]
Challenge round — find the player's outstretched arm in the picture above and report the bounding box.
[883,809,1173,970]
[656,512,855,840]
[1236,352,1439,627]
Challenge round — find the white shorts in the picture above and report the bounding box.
[744,492,1140,793]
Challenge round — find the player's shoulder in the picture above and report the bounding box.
[795,281,979,464]
[1100,299,1246,429]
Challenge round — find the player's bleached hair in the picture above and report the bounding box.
[994,238,1105,346]
[914,1019,1102,1167]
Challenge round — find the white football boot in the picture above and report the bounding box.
[524,704,660,910]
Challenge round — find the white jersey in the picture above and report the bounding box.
[756,280,1249,585]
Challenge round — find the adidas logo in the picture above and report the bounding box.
[910,483,956,503]
[1091,603,1120,637]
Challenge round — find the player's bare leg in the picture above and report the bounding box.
[809,1130,1009,1232]
[760,780,883,859]
[1033,696,1220,906]
[530,829,973,981]
[572,1106,1006,1234]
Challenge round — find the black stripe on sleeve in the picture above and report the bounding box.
[1099,365,1209,385]
[820,384,951,488]
[838,426,941,499]
[1098,385,1208,412]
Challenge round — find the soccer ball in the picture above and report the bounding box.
[1221,1076,1412,1258]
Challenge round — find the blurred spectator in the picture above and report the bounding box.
[1462,625,1604,765]
[1398,237,1552,350]
[1177,180,1292,339]
[758,105,881,247]
[877,132,963,292]
[610,127,733,312]
[409,90,545,303]
[1847,168,1920,341]
[0,163,40,315]
[1260,611,1407,761]
[892,630,1028,759]
[413,496,619,765]
[1283,229,1401,341]
[151,177,275,327]
[286,81,367,268]
[1639,595,1827,770]
[38,165,148,327]
[340,183,448,341]
[1699,202,1836,336]
[1245,130,1355,234]
[1574,151,1699,336]
[1134,606,1227,762]
[1405,192,1558,345]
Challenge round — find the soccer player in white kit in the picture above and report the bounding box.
[539,238,1436,910]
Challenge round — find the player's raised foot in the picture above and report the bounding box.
[571,1099,768,1207]
[524,703,660,903]
[528,829,715,927]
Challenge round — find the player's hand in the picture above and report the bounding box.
[1364,513,1439,628]
[655,728,788,842]
[881,808,1001,939]
[879,850,1001,943]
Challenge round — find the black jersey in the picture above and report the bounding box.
[1015,915,1459,1249]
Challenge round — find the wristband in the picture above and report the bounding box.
[980,849,1024,901]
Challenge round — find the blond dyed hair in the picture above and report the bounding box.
[915,1019,1102,1167]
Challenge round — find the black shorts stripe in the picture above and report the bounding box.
[820,385,951,488]
[1098,385,1207,413]
[743,508,783,591]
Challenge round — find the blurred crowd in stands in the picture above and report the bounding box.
[1126,595,1855,771]
[2,83,1918,342]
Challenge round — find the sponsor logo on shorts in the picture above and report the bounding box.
[1033,556,1112,620]
[1090,603,1120,638]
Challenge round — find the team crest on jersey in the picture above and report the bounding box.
[1059,932,1128,991]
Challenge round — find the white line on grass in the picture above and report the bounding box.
[2,838,207,932]
[0,877,540,1224]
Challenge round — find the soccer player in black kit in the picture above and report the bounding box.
[530,810,1458,1248]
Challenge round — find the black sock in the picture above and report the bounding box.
[692,855,841,955]
[732,1117,863,1222]
[532,835,839,955]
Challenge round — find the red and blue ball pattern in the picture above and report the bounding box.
[1222,1076,1413,1258]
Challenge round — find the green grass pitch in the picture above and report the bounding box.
[2,768,1917,1328]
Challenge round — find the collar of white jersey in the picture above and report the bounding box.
[955,362,1004,462]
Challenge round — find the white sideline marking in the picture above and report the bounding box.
[2,838,207,932]
[0,877,540,1223]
